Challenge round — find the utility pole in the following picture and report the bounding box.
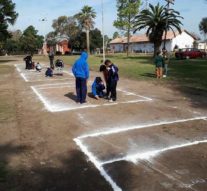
[102,0,106,62]
[163,0,174,50]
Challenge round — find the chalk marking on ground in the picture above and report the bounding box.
[31,86,53,112]
[117,88,152,101]
[142,161,199,191]
[77,116,207,139]
[74,138,122,191]
[34,82,74,88]
[31,84,152,112]
[20,72,29,82]
[101,140,207,165]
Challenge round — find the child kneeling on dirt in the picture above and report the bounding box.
[55,59,64,75]
[92,77,105,100]
[45,67,53,77]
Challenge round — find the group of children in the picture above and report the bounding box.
[92,59,119,102]
[154,49,169,79]
[24,55,64,77]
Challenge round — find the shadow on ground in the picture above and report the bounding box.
[0,146,112,191]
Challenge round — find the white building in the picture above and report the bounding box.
[110,30,197,53]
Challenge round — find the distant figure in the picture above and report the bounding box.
[154,50,164,79]
[92,77,105,100]
[104,59,119,102]
[48,50,55,69]
[35,62,42,72]
[162,48,169,77]
[45,67,53,77]
[24,55,32,70]
[55,59,64,75]
[72,51,89,104]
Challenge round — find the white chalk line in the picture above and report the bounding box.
[74,138,122,191]
[31,84,152,112]
[34,82,74,88]
[143,161,198,191]
[31,86,53,112]
[101,140,207,166]
[77,116,207,139]
[74,117,207,191]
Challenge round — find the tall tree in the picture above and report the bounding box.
[20,26,44,54]
[133,3,183,56]
[199,17,207,50]
[199,17,207,38]
[0,0,18,51]
[113,31,120,39]
[4,30,22,54]
[75,5,96,54]
[114,0,141,56]
[52,16,79,37]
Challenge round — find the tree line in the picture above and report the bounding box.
[1,0,207,56]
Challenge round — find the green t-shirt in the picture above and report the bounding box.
[154,55,164,67]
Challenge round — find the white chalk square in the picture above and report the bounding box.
[31,84,152,112]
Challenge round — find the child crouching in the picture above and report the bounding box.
[92,77,105,100]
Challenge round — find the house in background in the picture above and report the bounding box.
[110,30,198,53]
[197,40,207,50]
[41,36,71,55]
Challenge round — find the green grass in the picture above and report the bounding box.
[3,54,207,91]
[168,58,207,91]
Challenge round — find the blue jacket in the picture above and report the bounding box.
[72,52,89,79]
[92,79,105,96]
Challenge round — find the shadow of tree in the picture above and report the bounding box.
[1,148,113,191]
[0,142,29,191]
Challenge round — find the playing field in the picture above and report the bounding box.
[10,61,207,191]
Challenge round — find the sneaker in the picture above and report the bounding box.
[109,99,113,103]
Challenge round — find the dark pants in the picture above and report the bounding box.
[110,80,117,101]
[76,77,87,104]
[49,59,54,69]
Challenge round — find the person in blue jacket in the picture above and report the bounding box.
[72,51,89,104]
[92,77,105,100]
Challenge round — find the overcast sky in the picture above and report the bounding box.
[9,0,207,39]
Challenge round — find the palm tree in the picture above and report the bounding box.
[75,5,96,54]
[133,3,183,56]
[199,17,207,50]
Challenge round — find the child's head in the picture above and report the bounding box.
[105,59,112,66]
[95,77,102,84]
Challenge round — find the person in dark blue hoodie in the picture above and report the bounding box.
[72,51,89,104]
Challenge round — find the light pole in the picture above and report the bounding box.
[163,0,174,50]
[101,0,106,62]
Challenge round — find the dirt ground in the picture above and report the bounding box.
[0,59,207,191]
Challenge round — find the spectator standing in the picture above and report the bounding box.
[72,51,90,104]
[162,48,169,77]
[48,50,55,69]
[154,51,164,79]
[105,60,119,102]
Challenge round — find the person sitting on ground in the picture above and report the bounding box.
[92,77,105,100]
[55,59,64,75]
[45,67,53,77]
[35,62,42,72]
